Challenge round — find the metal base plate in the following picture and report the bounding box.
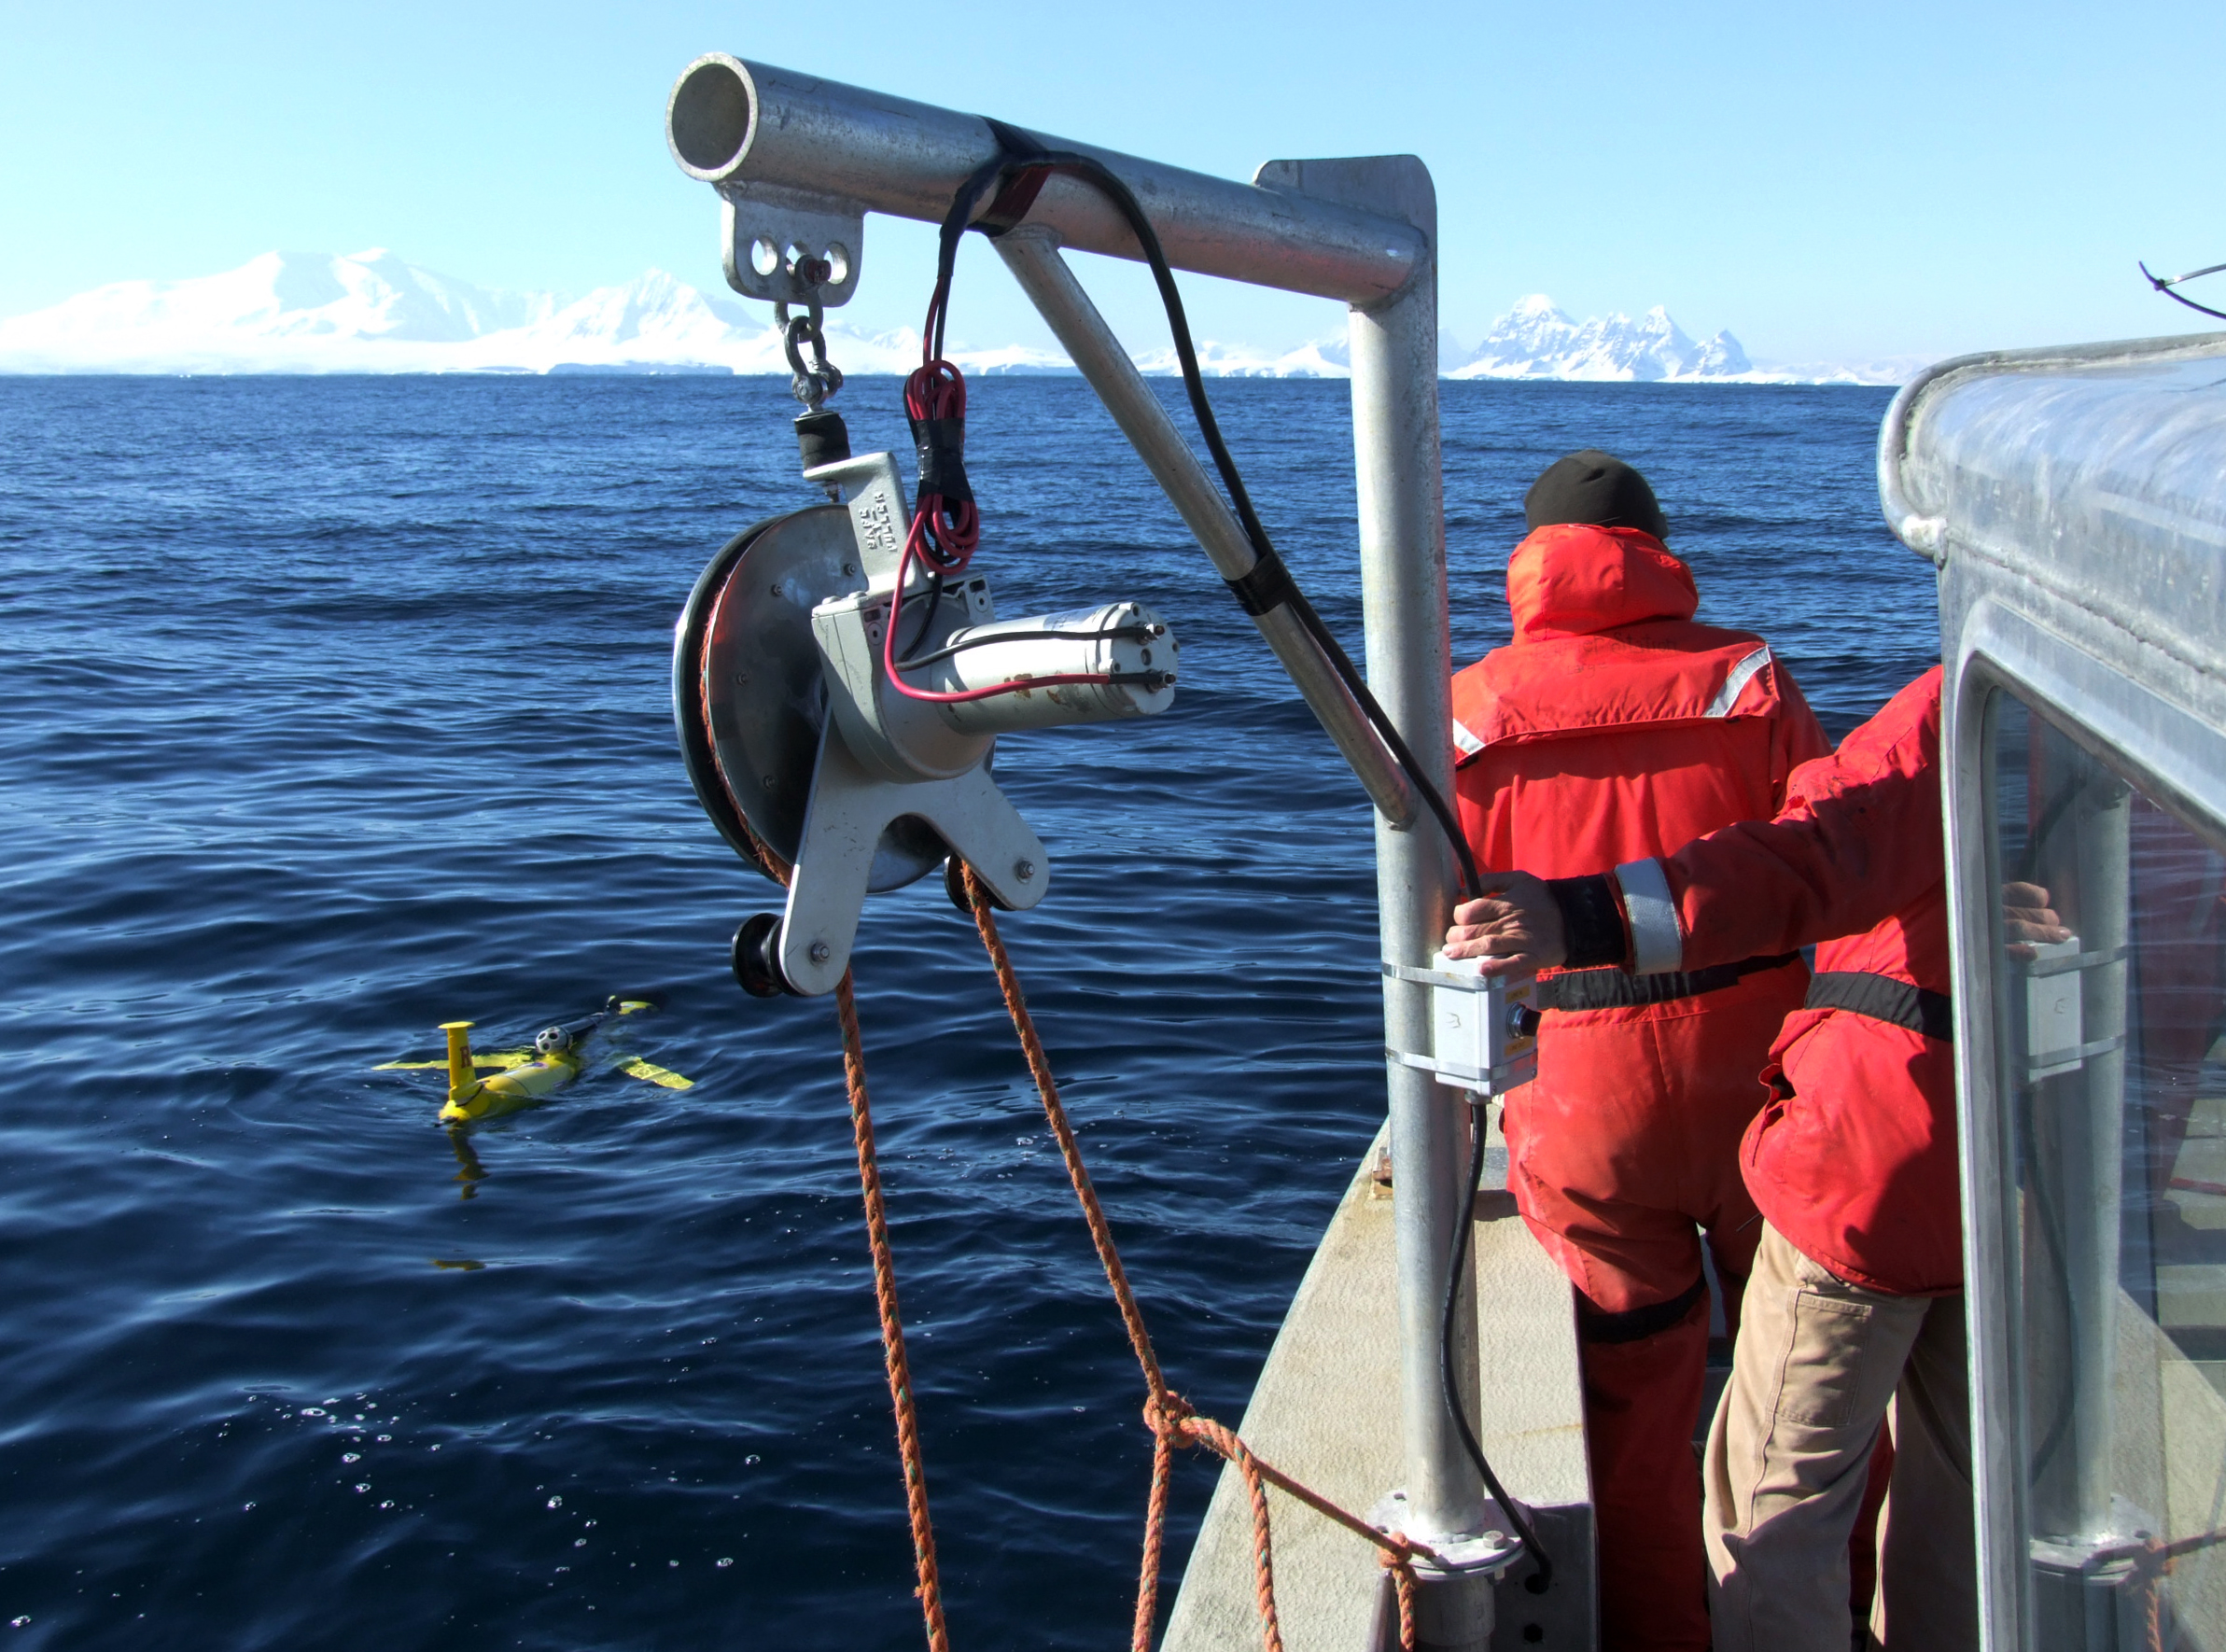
[672,506,945,891]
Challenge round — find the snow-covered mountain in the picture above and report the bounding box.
[1442,295,1909,385]
[0,253,1906,384]
[1449,294,1749,381]
[0,251,1072,377]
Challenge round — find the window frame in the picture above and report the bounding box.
[1950,596,2226,1649]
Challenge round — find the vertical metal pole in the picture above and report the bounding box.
[1272,156,1491,1642]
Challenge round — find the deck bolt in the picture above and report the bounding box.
[1015,860,1036,882]
[808,941,831,963]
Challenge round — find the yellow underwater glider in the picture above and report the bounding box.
[375,996,693,1124]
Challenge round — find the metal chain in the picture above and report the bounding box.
[775,300,843,411]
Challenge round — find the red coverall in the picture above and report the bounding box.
[1450,521,1828,1652]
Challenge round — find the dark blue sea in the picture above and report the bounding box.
[0,374,1928,1649]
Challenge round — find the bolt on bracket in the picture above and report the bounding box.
[718,181,864,307]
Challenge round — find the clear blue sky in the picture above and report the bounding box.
[3,0,2220,364]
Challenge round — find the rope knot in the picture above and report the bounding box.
[1377,1538,1421,1652]
[1143,1388,1196,1442]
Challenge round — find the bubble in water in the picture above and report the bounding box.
[716,1558,734,1569]
[744,1454,761,1466]
[243,1503,256,1512]
[376,1435,391,1443]
[546,1495,562,1509]
[379,1501,395,1510]
[343,1453,360,1464]
[11,1616,30,1627]
[574,1538,587,1548]
[354,1484,371,1494]
[667,1560,679,1568]
[301,1407,326,1418]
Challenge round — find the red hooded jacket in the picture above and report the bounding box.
[1452,523,1828,875]
[1602,669,1955,1294]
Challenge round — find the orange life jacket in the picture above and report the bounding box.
[1451,523,1828,880]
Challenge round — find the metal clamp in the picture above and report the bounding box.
[1366,1491,1524,1579]
[1383,955,1538,1097]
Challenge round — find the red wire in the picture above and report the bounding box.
[879,532,1127,705]
[882,334,1124,706]
[902,358,979,575]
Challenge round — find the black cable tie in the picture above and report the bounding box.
[909,414,973,503]
[1225,550,1298,617]
[977,162,1053,237]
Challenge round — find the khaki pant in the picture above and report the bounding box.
[1703,1223,1977,1652]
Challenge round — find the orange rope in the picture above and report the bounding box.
[959,864,1430,1652]
[731,819,951,1647]
[837,973,951,1652]
[1381,1547,1420,1650]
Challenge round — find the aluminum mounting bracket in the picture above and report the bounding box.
[718,180,864,307]
[778,722,1048,996]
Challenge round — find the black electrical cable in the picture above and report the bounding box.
[951,124,1484,903]
[2140,259,2226,323]
[902,572,948,659]
[1439,1102,1555,1589]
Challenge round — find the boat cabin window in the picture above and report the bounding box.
[1986,690,2226,1645]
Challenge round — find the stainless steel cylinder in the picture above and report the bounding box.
[931,602,1176,734]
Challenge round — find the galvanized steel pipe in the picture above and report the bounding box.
[1337,162,1492,1559]
[666,55,1427,307]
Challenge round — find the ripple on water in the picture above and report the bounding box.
[0,374,1924,1648]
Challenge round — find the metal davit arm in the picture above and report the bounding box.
[665,58,1500,1637]
[665,55,1426,306]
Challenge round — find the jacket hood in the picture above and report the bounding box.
[1505,522,1698,642]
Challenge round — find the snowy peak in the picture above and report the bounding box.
[0,250,567,370]
[1450,295,1754,381]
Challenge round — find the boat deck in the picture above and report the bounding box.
[1164,1118,1597,1650]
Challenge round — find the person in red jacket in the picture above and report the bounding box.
[1451,451,1829,1652]
[1444,667,2062,1651]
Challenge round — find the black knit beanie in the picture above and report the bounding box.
[1522,450,1668,541]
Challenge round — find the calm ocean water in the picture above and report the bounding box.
[0,374,1927,1649]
